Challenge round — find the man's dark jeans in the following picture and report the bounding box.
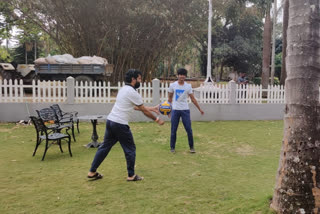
[170,109,194,149]
[90,120,136,177]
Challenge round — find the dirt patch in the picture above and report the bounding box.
[0,128,12,132]
[236,144,254,156]
[0,125,25,133]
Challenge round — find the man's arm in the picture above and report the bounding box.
[134,105,159,114]
[135,104,164,125]
[167,92,174,117]
[189,94,204,115]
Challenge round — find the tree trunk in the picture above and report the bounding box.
[167,57,171,79]
[270,0,277,85]
[219,63,224,82]
[25,47,28,64]
[6,23,9,52]
[162,59,166,79]
[34,40,37,61]
[280,0,289,85]
[261,4,272,96]
[270,0,320,213]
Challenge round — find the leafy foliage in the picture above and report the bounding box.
[253,76,280,85]
[2,0,274,82]
[197,0,263,78]
[0,2,15,42]
[7,0,208,82]
[0,46,12,62]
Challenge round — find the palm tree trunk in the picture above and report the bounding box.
[261,3,272,96]
[270,0,277,85]
[270,0,320,213]
[280,0,289,85]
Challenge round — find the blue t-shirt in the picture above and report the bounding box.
[238,76,248,84]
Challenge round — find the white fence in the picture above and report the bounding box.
[74,81,153,103]
[0,78,318,104]
[236,84,285,104]
[0,79,67,103]
[191,82,285,104]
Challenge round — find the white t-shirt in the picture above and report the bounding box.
[107,85,143,125]
[168,81,193,110]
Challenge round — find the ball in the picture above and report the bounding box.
[159,101,172,115]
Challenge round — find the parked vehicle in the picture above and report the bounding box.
[0,63,35,84]
[35,64,113,82]
[0,63,113,83]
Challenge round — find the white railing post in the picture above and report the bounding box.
[152,78,160,105]
[9,79,13,102]
[228,80,236,104]
[107,81,111,102]
[67,76,75,104]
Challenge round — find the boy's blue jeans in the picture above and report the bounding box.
[90,120,136,177]
[170,109,194,149]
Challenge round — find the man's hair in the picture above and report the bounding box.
[177,68,187,76]
[125,69,142,83]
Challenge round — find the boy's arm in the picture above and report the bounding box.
[189,94,204,115]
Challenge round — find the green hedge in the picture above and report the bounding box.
[253,77,280,85]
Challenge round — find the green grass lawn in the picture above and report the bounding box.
[0,120,282,214]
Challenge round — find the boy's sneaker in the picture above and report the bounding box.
[170,149,176,153]
[190,148,196,153]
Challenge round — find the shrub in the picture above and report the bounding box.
[253,77,280,85]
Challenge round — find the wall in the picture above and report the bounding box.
[0,102,285,122]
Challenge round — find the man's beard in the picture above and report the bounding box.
[134,82,140,89]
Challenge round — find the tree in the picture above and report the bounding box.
[217,9,263,78]
[196,0,263,80]
[270,0,320,212]
[274,52,282,80]
[0,1,15,50]
[0,0,50,64]
[7,0,208,82]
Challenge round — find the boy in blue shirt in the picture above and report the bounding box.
[168,68,204,153]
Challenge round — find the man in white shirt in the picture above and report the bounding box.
[168,68,204,153]
[88,69,164,181]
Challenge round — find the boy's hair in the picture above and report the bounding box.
[125,69,142,83]
[177,68,187,76]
